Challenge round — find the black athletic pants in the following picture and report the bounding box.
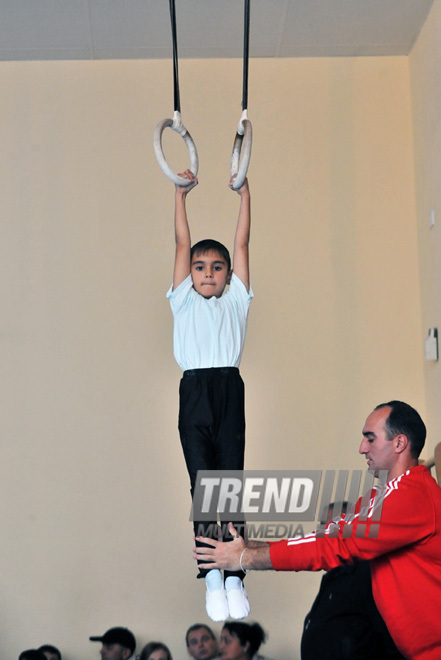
[301,560,405,660]
[178,367,246,579]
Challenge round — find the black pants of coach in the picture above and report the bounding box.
[178,367,246,580]
[301,561,405,660]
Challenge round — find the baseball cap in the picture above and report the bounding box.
[89,627,136,653]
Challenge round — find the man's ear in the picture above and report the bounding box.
[122,649,132,660]
[227,269,233,285]
[395,433,409,454]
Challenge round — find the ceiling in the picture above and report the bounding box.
[0,0,435,62]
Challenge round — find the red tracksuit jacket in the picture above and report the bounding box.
[270,465,441,660]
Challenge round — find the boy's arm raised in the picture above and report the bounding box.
[231,176,251,292]
[173,170,198,291]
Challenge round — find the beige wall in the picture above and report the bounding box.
[410,0,441,444]
[1,56,424,659]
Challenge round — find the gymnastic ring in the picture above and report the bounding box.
[230,117,252,190]
[153,111,199,186]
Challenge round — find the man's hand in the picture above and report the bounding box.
[194,522,273,571]
[194,523,245,571]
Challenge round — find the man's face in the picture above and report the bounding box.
[359,406,397,476]
[191,250,231,299]
[187,627,219,660]
[42,654,59,660]
[100,643,131,660]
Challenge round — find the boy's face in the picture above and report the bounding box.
[191,249,232,299]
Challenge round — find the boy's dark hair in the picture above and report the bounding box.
[222,622,266,658]
[375,400,426,459]
[186,624,216,647]
[191,239,231,272]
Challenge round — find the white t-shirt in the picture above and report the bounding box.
[166,273,253,371]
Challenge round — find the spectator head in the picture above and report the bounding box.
[89,627,136,660]
[19,652,46,660]
[38,645,62,660]
[220,622,266,660]
[186,624,218,660]
[139,641,172,660]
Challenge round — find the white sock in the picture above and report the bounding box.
[225,576,242,591]
[205,569,223,591]
[225,576,250,620]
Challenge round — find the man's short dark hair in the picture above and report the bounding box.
[38,645,61,660]
[191,240,231,272]
[186,624,216,647]
[375,400,426,458]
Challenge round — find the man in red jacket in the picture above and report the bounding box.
[194,401,441,660]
